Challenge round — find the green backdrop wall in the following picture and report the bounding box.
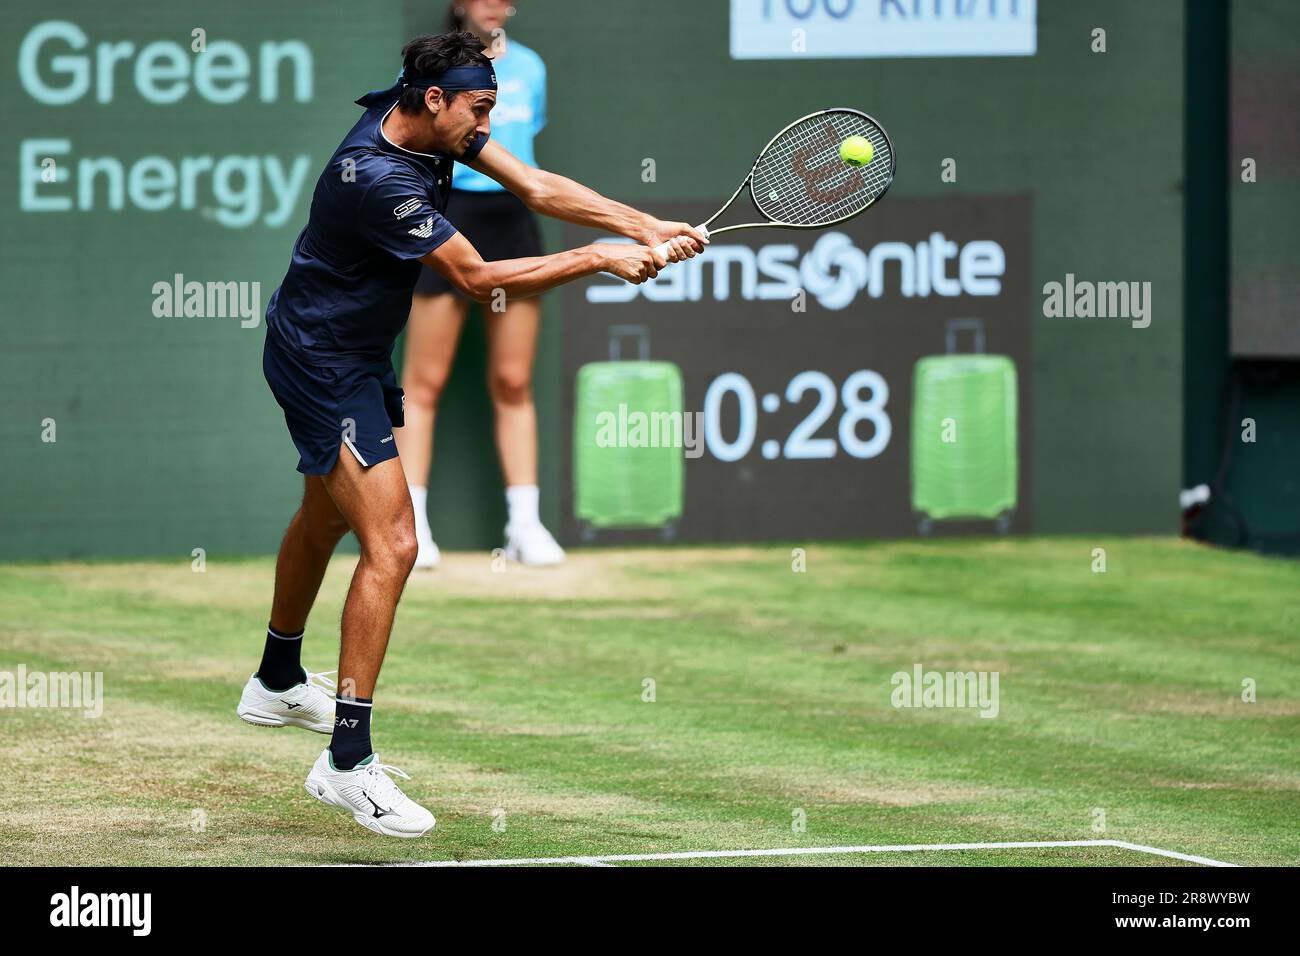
[2,0,1186,559]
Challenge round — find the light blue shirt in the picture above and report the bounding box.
[454,39,547,192]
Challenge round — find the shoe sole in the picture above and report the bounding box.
[237,704,331,735]
[304,775,435,839]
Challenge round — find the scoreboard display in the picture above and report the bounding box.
[561,195,1033,543]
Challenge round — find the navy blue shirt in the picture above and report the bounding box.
[266,104,489,367]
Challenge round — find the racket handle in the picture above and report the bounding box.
[652,224,710,260]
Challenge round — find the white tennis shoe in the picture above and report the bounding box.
[236,670,336,734]
[305,749,436,838]
[504,522,566,566]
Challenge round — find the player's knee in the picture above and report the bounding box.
[362,534,416,579]
[489,364,532,406]
[290,507,344,552]
[382,523,419,576]
[298,496,349,548]
[313,513,351,548]
[404,368,450,410]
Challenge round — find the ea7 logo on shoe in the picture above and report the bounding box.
[336,716,358,728]
[50,886,151,937]
[393,198,422,219]
[407,216,434,239]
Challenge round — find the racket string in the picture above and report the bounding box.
[749,110,893,228]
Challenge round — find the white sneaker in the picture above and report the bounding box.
[305,749,436,838]
[414,530,441,569]
[504,522,566,566]
[236,670,336,734]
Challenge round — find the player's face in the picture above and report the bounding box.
[435,89,495,157]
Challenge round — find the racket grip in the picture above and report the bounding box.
[652,224,710,260]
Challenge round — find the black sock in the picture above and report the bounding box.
[330,697,373,771]
[256,624,306,691]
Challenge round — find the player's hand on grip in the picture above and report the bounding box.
[594,243,666,284]
[646,220,709,261]
[661,235,702,263]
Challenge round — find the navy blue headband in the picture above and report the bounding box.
[356,65,497,109]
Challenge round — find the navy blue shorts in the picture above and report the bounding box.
[263,331,404,476]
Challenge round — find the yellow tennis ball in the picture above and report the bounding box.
[839,135,874,167]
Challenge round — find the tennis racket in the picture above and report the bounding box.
[653,108,895,260]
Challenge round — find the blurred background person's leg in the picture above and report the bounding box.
[396,290,470,568]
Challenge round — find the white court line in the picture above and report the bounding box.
[401,839,1237,868]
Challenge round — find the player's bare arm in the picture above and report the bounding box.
[468,139,709,262]
[420,230,672,303]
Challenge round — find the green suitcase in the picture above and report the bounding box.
[910,319,1018,533]
[573,325,684,537]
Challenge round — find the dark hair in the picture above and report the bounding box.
[397,31,491,114]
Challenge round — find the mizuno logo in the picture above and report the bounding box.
[282,700,302,710]
[366,796,396,819]
[393,198,421,219]
[407,216,434,239]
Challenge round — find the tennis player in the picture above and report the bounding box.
[400,0,562,569]
[238,30,705,838]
